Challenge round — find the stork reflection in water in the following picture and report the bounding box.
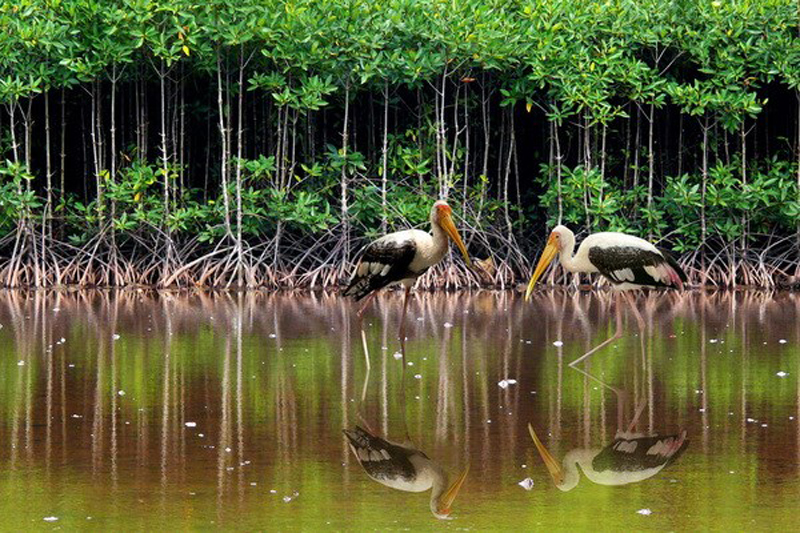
[343,426,469,519]
[527,422,688,490]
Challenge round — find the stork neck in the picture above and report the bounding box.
[430,218,449,252]
[558,234,579,273]
[428,462,448,515]
[557,449,595,492]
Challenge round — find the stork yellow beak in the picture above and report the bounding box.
[525,236,559,301]
[440,212,473,269]
[438,465,469,515]
[528,423,564,486]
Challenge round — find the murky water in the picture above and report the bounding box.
[0,290,798,530]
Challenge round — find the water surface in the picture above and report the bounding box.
[0,290,798,530]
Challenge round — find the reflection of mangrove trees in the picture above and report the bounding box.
[0,291,798,528]
[1,1,800,288]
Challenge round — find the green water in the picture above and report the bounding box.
[0,290,798,531]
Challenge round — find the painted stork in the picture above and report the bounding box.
[525,225,687,366]
[343,426,469,519]
[344,200,472,338]
[527,423,688,491]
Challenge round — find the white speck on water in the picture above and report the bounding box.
[113,334,121,340]
[381,346,388,351]
[637,509,652,516]
[117,390,125,396]
[283,496,293,503]
[525,340,531,344]
[498,379,518,389]
[790,417,795,421]
[776,371,788,377]
[414,374,422,379]
[709,339,718,344]
[268,333,276,338]
[407,361,414,366]
[699,408,705,412]
[747,418,756,423]
[60,337,66,343]
[225,447,232,453]
[778,339,787,344]
[444,322,453,328]
[552,341,564,347]
[416,317,424,321]
[43,517,59,522]
[393,352,402,360]
[250,482,257,486]
[17,360,24,366]
[53,308,60,312]
[487,419,492,424]
[522,464,527,468]
[71,414,82,418]
[518,478,535,491]
[198,433,205,437]
[185,422,197,428]
[729,470,735,474]
[270,489,277,494]
[761,424,768,428]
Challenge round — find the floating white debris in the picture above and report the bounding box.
[185,422,197,428]
[518,478,535,491]
[746,417,756,423]
[270,489,277,494]
[117,390,125,396]
[53,308,60,312]
[552,341,564,347]
[68,364,75,368]
[60,337,66,343]
[637,509,652,516]
[198,433,205,437]
[778,339,787,344]
[498,379,518,389]
[250,482,257,486]
[43,517,59,522]
[443,322,453,328]
[761,423,768,428]
[698,408,705,412]
[268,333,276,338]
[225,447,232,453]
[71,414,82,418]
[407,361,414,366]
[113,334,121,340]
[17,360,24,366]
[414,374,422,380]
[709,339,718,344]
[487,419,492,424]
[283,496,293,503]
[393,352,402,360]
[416,317,424,321]
[776,371,788,377]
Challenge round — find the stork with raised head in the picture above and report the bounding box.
[343,426,469,520]
[527,423,688,491]
[525,225,687,367]
[344,200,472,339]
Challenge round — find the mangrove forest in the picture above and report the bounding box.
[1,0,799,288]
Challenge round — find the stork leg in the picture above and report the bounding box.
[357,291,378,320]
[398,286,411,341]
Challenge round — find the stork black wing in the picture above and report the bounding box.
[588,246,684,288]
[344,239,417,300]
[592,431,688,473]
[343,426,422,482]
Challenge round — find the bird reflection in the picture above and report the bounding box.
[343,426,468,519]
[528,423,688,491]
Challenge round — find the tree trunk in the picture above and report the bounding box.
[647,103,655,239]
[217,52,233,238]
[340,82,351,268]
[380,81,389,233]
